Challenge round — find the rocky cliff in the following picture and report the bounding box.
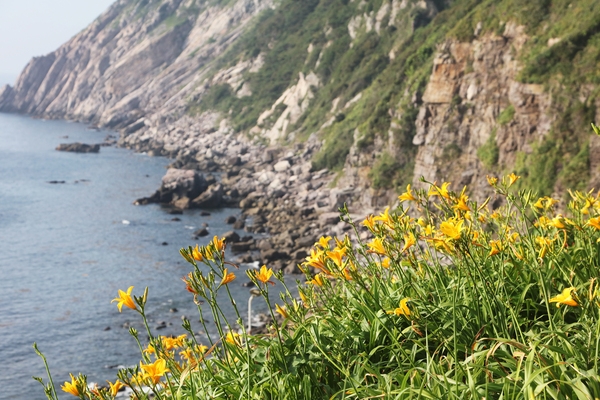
[2,0,600,211]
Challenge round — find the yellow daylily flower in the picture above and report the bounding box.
[192,244,203,261]
[111,286,136,312]
[401,232,416,253]
[61,374,80,396]
[212,236,225,252]
[161,334,187,351]
[488,240,503,256]
[342,268,353,280]
[549,216,566,229]
[179,348,194,362]
[381,258,391,269]
[317,236,331,248]
[255,265,274,284]
[275,304,290,319]
[507,231,520,243]
[309,273,325,287]
[507,173,520,187]
[428,182,451,199]
[422,224,435,236]
[219,268,236,287]
[225,331,241,346]
[363,214,376,231]
[587,217,600,230]
[367,237,386,255]
[535,216,551,228]
[486,175,498,186]
[453,187,471,212]
[388,298,411,317]
[140,359,169,385]
[144,344,155,354]
[549,287,579,307]
[108,380,124,397]
[373,207,393,226]
[327,247,346,268]
[304,248,328,273]
[398,184,417,202]
[535,236,554,247]
[439,218,464,240]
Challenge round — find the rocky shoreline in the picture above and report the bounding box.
[123,114,371,274]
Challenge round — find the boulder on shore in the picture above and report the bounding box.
[56,143,100,153]
[134,168,208,207]
[191,183,223,208]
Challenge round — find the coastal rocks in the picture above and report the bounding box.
[134,168,207,207]
[191,183,223,209]
[56,143,100,153]
[130,119,345,274]
[193,227,209,237]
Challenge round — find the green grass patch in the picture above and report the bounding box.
[477,129,499,169]
[497,104,515,125]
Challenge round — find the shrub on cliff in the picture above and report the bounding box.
[35,171,600,397]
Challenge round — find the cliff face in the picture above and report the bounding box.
[3,0,600,207]
[341,23,554,204]
[0,0,273,129]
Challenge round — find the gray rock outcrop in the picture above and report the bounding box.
[55,143,100,153]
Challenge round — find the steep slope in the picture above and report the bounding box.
[0,0,274,128]
[2,0,600,208]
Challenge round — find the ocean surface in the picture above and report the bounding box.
[0,113,285,399]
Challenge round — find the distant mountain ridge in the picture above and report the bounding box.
[2,0,600,204]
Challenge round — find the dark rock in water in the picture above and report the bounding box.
[56,143,100,153]
[173,196,191,209]
[161,242,168,246]
[135,169,208,207]
[260,249,289,262]
[238,254,254,263]
[169,308,178,313]
[168,208,183,215]
[171,217,181,221]
[222,230,240,243]
[104,326,111,331]
[194,227,209,237]
[230,240,254,253]
[133,194,156,205]
[191,183,223,208]
[47,180,66,184]
[225,215,237,224]
[233,218,245,229]
[200,211,211,216]
[242,281,256,287]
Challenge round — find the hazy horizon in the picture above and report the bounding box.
[0,1,116,86]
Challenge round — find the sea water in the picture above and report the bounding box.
[0,113,279,399]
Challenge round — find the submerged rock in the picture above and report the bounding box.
[56,143,100,153]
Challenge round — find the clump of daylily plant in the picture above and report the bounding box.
[34,144,600,397]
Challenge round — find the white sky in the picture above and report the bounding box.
[0,0,116,85]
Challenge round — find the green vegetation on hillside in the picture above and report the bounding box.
[185,0,600,192]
